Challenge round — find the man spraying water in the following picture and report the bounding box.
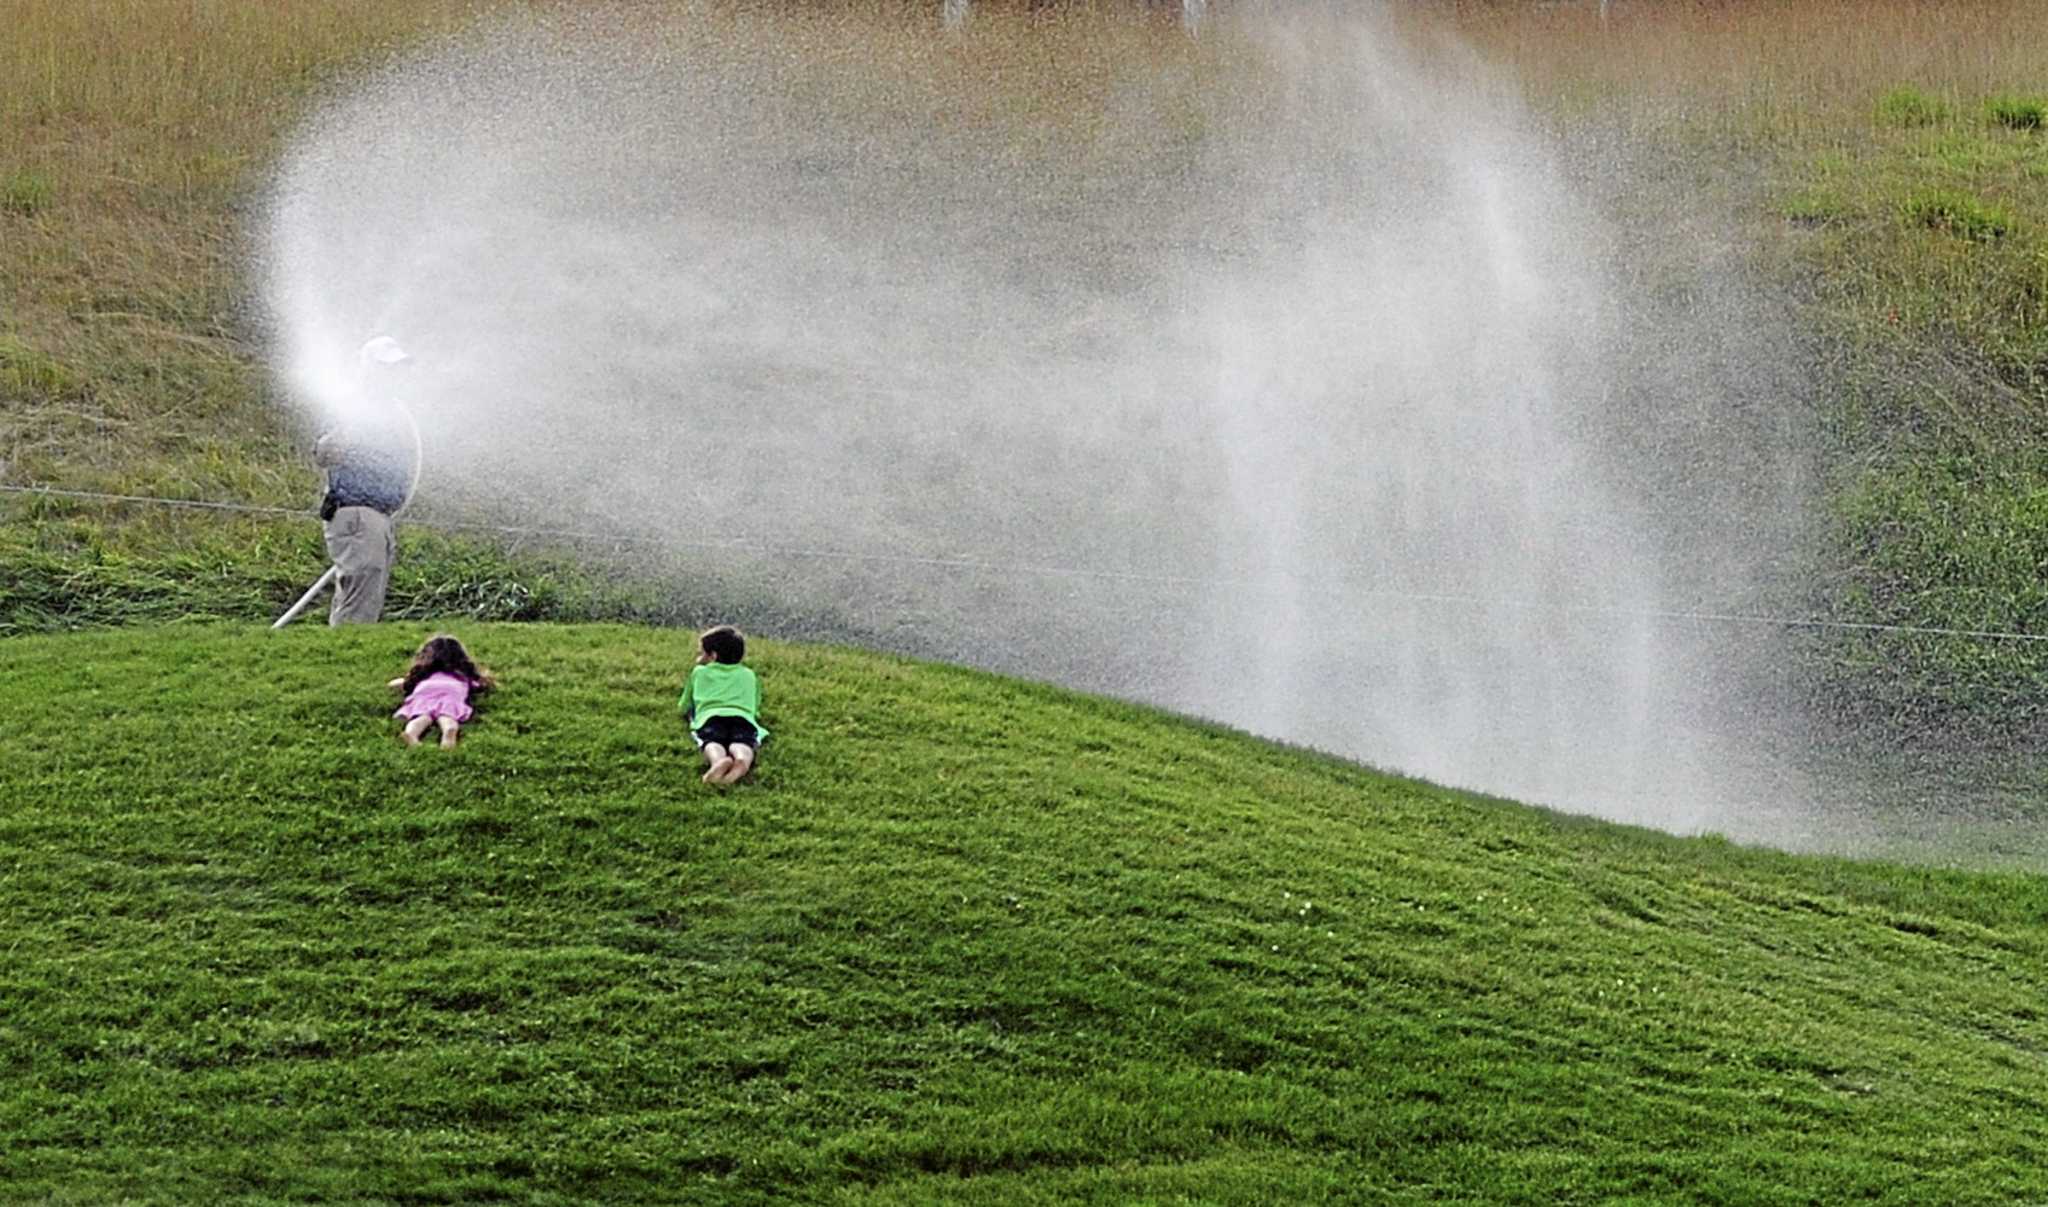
[274,336,422,626]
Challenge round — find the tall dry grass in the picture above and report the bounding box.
[1,0,485,200]
[0,0,482,499]
[0,0,1223,500]
[4,0,2046,557]
[1446,0,2048,138]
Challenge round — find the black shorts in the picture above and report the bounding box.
[692,715,761,750]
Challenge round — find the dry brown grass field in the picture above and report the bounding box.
[1454,0,2047,126]
[6,0,2043,481]
[3,0,2041,482]
[1,0,481,501]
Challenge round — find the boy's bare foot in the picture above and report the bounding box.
[703,757,734,783]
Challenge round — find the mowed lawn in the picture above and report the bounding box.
[2,622,2045,1203]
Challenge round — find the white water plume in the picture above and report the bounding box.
[261,5,1807,835]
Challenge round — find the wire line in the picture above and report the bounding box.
[7,481,2048,645]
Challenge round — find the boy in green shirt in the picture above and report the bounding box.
[679,625,767,784]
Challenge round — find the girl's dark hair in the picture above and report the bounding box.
[699,625,745,664]
[400,634,494,696]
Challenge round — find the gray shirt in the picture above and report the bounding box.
[316,412,416,519]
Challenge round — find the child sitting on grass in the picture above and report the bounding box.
[389,634,493,748]
[680,624,766,784]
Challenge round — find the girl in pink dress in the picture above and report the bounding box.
[388,634,493,748]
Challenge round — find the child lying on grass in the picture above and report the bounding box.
[389,633,493,748]
[680,624,766,784]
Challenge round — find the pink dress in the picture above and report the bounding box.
[395,672,477,723]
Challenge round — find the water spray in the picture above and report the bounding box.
[257,6,1821,838]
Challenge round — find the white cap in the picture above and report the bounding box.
[359,335,412,368]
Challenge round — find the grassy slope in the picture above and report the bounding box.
[1461,1,2048,737]
[0,507,729,636]
[4,623,2047,1203]
[1768,90,2048,733]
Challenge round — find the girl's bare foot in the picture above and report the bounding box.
[401,729,422,747]
[438,718,460,749]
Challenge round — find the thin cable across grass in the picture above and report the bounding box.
[11,481,2048,652]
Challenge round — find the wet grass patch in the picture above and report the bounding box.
[1,170,54,216]
[1902,189,2016,241]
[1875,85,1951,129]
[1986,92,2048,131]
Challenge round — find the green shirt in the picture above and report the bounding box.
[679,662,766,736]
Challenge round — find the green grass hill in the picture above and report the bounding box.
[4,623,2046,1202]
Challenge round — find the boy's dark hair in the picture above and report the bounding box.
[401,633,494,696]
[700,625,746,664]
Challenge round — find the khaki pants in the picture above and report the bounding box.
[323,506,396,625]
